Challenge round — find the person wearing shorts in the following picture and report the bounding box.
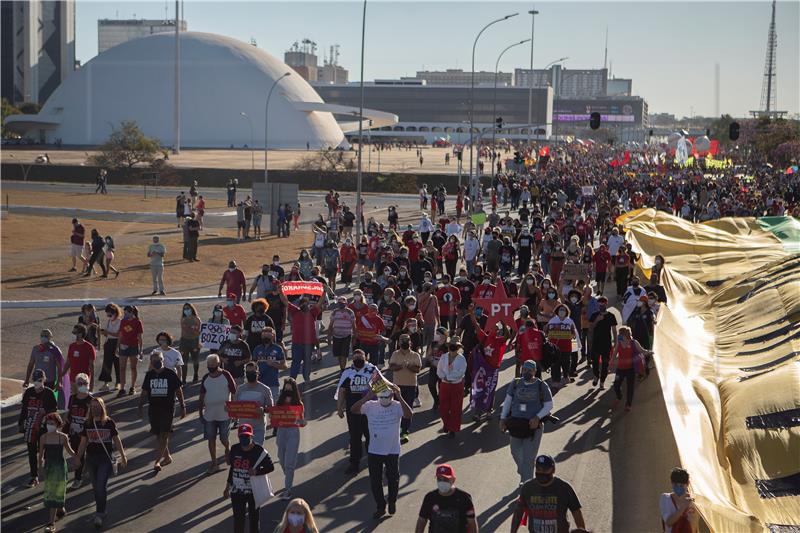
[199,354,236,473]
[139,351,186,472]
[69,218,85,272]
[328,297,356,371]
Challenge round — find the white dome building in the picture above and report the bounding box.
[5,32,395,148]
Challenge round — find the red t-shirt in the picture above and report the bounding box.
[356,313,385,345]
[118,318,143,347]
[288,303,321,344]
[594,249,611,273]
[221,269,247,296]
[223,305,247,327]
[517,327,544,362]
[436,286,461,317]
[407,241,423,262]
[67,341,96,380]
[71,224,85,246]
[616,342,634,370]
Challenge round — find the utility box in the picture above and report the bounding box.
[252,182,299,235]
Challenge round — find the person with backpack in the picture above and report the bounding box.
[660,467,700,533]
[500,360,554,485]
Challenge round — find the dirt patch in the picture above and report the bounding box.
[3,190,229,213]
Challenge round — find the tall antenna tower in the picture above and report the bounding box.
[751,0,786,118]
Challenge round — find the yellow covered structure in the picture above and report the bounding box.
[619,209,800,532]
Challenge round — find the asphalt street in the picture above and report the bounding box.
[0,299,680,533]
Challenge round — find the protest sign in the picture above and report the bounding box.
[562,263,590,280]
[200,322,231,350]
[281,281,324,297]
[268,405,304,428]
[369,369,391,394]
[471,212,487,225]
[226,401,263,419]
[581,186,594,196]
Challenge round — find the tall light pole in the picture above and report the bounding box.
[173,0,181,154]
[527,8,539,145]
[492,39,530,177]
[544,56,569,70]
[240,112,254,170]
[355,0,367,242]
[469,12,518,210]
[264,72,291,187]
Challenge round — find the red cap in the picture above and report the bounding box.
[639,295,649,302]
[436,464,456,481]
[238,423,254,437]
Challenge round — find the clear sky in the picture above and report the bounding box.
[76,1,800,118]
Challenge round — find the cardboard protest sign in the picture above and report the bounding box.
[200,323,232,350]
[226,401,262,419]
[281,281,324,297]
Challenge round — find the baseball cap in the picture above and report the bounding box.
[436,464,456,481]
[238,423,254,437]
[535,454,555,470]
[522,360,537,371]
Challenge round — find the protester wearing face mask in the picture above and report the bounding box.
[252,327,288,406]
[97,304,122,391]
[244,299,275,354]
[116,305,143,397]
[138,352,186,472]
[75,397,127,528]
[37,412,76,532]
[565,289,585,378]
[546,305,578,389]
[179,303,202,383]
[621,276,647,323]
[199,354,236,474]
[660,468,700,533]
[388,334,422,444]
[24,329,63,393]
[60,324,96,396]
[154,331,184,377]
[415,464,478,533]
[275,498,319,533]
[218,325,252,380]
[336,349,379,475]
[436,337,468,438]
[610,327,653,412]
[328,297,356,371]
[223,292,248,328]
[19,369,58,487]
[234,362,274,445]
[65,373,92,489]
[218,261,247,303]
[208,303,230,325]
[224,424,275,533]
[500,361,554,485]
[274,378,307,500]
[511,455,585,533]
[376,288,401,367]
[278,288,323,383]
[627,295,656,377]
[537,282,560,330]
[351,383,412,519]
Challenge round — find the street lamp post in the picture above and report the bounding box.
[492,39,530,177]
[469,12,518,211]
[356,0,367,242]
[264,72,291,235]
[527,8,539,145]
[240,112,254,170]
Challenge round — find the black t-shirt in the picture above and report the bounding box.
[218,340,252,379]
[244,314,275,350]
[338,364,376,407]
[589,310,618,354]
[67,394,93,436]
[227,443,271,495]
[378,300,402,335]
[265,295,285,332]
[80,417,119,456]
[517,477,581,533]
[454,278,475,310]
[142,368,182,412]
[268,264,285,280]
[459,314,488,353]
[419,488,476,533]
[359,281,383,306]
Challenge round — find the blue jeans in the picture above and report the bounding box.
[85,453,113,515]
[290,343,313,382]
[204,419,230,444]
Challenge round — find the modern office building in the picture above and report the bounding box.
[551,96,649,141]
[414,69,513,87]
[606,77,633,97]
[515,66,608,98]
[316,84,553,143]
[1,0,76,105]
[97,18,187,54]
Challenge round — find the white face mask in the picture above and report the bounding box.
[78,385,89,394]
[287,512,305,527]
[228,333,238,341]
[408,304,416,310]
[379,396,393,407]
[558,311,567,318]
[437,481,453,494]
[570,297,579,304]
[228,267,235,272]
[46,423,57,433]
[183,309,192,316]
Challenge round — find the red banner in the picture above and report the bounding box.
[281,281,324,297]
[226,401,263,419]
[268,405,304,428]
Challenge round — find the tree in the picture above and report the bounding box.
[1,98,21,138]
[709,114,737,145]
[18,102,41,115]
[771,140,800,167]
[88,121,164,174]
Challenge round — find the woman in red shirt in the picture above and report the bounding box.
[593,244,611,296]
[339,239,357,288]
[116,305,143,397]
[610,326,653,412]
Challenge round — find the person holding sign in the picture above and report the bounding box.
[233,362,273,446]
[272,378,306,500]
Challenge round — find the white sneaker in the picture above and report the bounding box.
[413,398,421,408]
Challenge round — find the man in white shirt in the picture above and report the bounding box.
[198,354,237,473]
[606,228,625,257]
[445,220,462,238]
[464,232,481,275]
[352,384,412,519]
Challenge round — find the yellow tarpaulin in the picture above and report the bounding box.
[620,209,800,532]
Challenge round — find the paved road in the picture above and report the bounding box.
[0,297,679,533]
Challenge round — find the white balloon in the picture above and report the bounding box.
[667,132,681,148]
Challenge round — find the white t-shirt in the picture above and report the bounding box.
[201,370,236,421]
[161,347,184,371]
[660,493,697,533]
[607,234,625,256]
[464,239,480,261]
[445,222,462,237]
[361,400,403,456]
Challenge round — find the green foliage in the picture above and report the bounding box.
[88,121,164,174]
[1,98,22,138]
[18,102,41,115]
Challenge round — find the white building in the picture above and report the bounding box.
[0,0,76,105]
[98,18,187,54]
[5,32,396,148]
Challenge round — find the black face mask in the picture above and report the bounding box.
[246,372,257,383]
[448,344,458,351]
[523,372,534,382]
[400,341,410,349]
[535,472,554,484]
[300,304,309,312]
[353,359,366,369]
[152,360,163,370]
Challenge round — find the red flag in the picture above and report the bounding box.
[709,140,719,156]
[622,150,631,165]
[539,146,550,157]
